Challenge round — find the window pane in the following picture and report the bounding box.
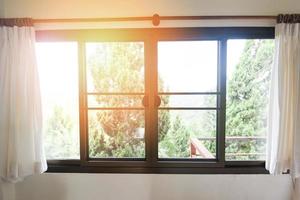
[226,39,274,161]
[86,42,144,93]
[36,42,79,160]
[158,41,218,92]
[158,110,216,159]
[88,110,145,158]
[86,41,146,159]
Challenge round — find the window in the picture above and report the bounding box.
[157,41,218,159]
[36,27,274,173]
[86,42,146,159]
[36,42,80,160]
[226,39,274,161]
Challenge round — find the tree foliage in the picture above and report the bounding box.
[225,40,274,160]
[87,43,145,157]
[44,39,274,160]
[87,43,172,157]
[44,106,79,159]
[159,115,190,158]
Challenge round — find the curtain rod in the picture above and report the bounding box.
[33,14,277,26]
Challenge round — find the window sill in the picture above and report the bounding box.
[46,162,269,174]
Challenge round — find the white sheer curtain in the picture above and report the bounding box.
[266,15,300,199]
[0,19,47,185]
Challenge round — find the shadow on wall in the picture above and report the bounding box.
[0,180,3,200]
[15,175,66,200]
[0,180,15,200]
[294,179,300,199]
[15,173,156,200]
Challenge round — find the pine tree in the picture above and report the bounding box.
[88,43,171,157]
[225,40,274,160]
[44,106,79,159]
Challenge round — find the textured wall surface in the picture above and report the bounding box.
[16,174,292,200]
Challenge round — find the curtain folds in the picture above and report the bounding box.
[277,14,300,24]
[0,19,47,183]
[0,18,33,27]
[266,14,300,200]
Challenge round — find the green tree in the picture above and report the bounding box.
[194,96,217,156]
[88,43,171,157]
[44,106,79,159]
[159,116,190,158]
[158,92,171,142]
[225,40,274,160]
[88,43,145,157]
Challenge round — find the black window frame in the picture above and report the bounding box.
[36,27,274,174]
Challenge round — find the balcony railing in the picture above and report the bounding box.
[190,136,266,159]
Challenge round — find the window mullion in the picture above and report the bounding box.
[144,34,158,166]
[217,39,227,165]
[78,41,89,164]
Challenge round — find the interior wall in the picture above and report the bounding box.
[2,1,300,200]
[0,181,15,200]
[2,0,300,18]
[16,174,292,200]
[0,0,4,17]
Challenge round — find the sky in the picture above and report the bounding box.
[158,40,246,93]
[158,41,218,93]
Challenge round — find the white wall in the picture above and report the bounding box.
[2,0,300,18]
[16,174,292,200]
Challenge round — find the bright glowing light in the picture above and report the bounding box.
[36,42,80,159]
[158,41,218,92]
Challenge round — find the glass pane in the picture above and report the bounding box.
[36,42,79,160]
[158,41,218,92]
[86,42,145,93]
[88,95,144,108]
[226,39,274,161]
[158,110,216,159]
[160,95,217,108]
[88,110,145,158]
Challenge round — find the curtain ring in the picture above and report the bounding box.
[152,14,160,26]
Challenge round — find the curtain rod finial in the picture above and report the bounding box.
[152,14,160,26]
